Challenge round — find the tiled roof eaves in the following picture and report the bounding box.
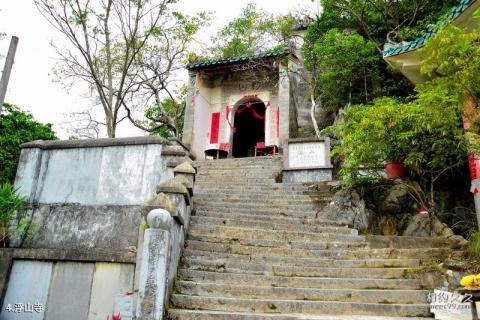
[186,49,288,70]
[383,0,476,58]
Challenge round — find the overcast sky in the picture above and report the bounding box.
[0,0,316,139]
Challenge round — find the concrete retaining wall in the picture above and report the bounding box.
[15,137,172,206]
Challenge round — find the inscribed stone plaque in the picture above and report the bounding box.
[288,141,326,169]
[1,260,53,320]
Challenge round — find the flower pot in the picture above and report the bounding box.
[385,161,405,179]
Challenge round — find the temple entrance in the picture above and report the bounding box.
[232,100,266,158]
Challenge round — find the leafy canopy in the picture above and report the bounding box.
[210,3,295,59]
[303,28,380,110]
[0,104,57,185]
[302,0,458,125]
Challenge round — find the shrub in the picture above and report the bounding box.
[0,183,35,247]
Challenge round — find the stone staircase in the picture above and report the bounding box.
[167,156,445,319]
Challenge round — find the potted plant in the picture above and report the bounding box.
[385,149,405,179]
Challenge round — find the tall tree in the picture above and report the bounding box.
[35,0,196,138]
[302,0,458,129]
[209,3,295,59]
[123,11,209,138]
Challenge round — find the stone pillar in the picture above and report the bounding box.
[182,72,198,149]
[136,209,173,320]
[278,64,291,146]
[173,161,196,195]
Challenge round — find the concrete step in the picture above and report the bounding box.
[192,194,328,201]
[185,240,450,260]
[197,168,281,174]
[194,208,320,219]
[191,202,317,211]
[189,216,357,235]
[194,156,282,166]
[193,198,328,207]
[183,249,421,268]
[177,269,424,290]
[168,309,432,320]
[175,281,428,304]
[187,225,364,242]
[170,295,431,317]
[186,235,366,250]
[180,258,409,279]
[192,211,349,227]
[195,177,278,183]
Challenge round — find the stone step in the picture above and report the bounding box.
[191,206,317,219]
[189,216,357,235]
[195,177,278,183]
[180,258,409,279]
[192,211,349,227]
[194,208,322,220]
[186,235,366,250]
[193,198,327,206]
[175,281,428,304]
[192,202,317,211]
[183,249,420,268]
[187,225,363,242]
[193,194,327,201]
[177,269,424,290]
[185,240,450,260]
[170,295,431,317]
[197,167,282,177]
[168,309,432,320]
[189,223,365,242]
[194,156,282,165]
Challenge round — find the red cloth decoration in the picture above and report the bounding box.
[210,112,220,144]
[225,102,272,132]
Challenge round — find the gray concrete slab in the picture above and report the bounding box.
[44,262,94,320]
[1,260,53,320]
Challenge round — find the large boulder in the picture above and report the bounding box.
[317,189,373,230]
[378,182,412,215]
[403,214,468,249]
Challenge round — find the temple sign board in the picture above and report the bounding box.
[287,140,326,169]
[283,138,333,183]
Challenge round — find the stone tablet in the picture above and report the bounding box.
[287,141,326,169]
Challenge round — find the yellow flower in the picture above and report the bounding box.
[460,274,480,289]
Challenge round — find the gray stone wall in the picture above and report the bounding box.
[15,137,171,206]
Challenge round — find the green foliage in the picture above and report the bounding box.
[468,231,480,259]
[318,0,458,43]
[210,3,294,59]
[331,89,467,210]
[420,19,480,152]
[144,97,185,139]
[303,0,457,124]
[0,104,57,185]
[0,183,36,247]
[303,29,380,114]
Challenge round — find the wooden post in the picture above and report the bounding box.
[0,36,19,113]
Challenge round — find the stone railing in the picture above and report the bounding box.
[135,161,195,319]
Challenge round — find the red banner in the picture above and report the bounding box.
[210,112,220,144]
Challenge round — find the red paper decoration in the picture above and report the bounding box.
[210,112,220,144]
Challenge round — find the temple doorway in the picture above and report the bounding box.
[232,100,266,158]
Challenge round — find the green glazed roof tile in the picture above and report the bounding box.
[383,0,476,57]
[186,48,288,70]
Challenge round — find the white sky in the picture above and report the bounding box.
[0,0,316,139]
